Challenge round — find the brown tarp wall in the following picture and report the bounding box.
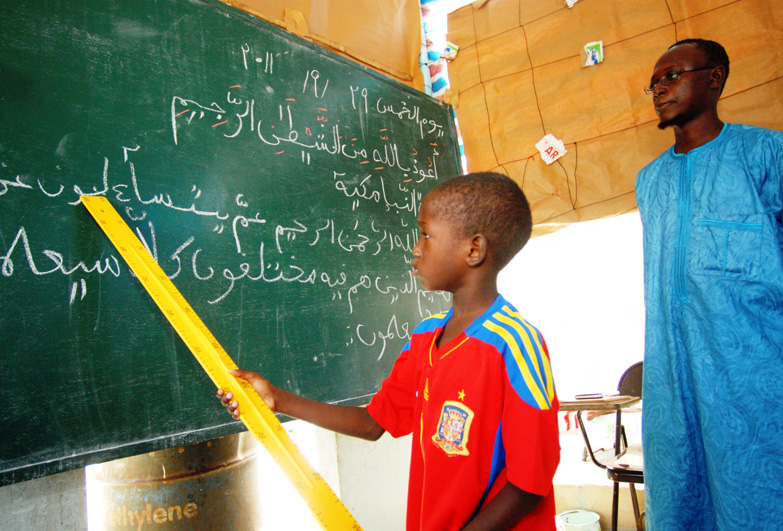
[446,0,783,235]
[220,0,424,89]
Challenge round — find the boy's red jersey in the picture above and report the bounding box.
[368,294,560,530]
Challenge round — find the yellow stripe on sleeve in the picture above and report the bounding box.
[483,321,551,410]
[495,306,555,403]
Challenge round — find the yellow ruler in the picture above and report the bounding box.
[81,195,362,531]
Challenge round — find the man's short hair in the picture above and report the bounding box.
[670,38,730,93]
[428,172,532,270]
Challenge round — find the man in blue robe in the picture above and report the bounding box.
[636,39,783,530]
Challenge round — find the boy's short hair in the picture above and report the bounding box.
[428,172,532,270]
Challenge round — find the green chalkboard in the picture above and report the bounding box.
[0,0,459,484]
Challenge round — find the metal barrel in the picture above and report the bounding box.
[90,432,262,530]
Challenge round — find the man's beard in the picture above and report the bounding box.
[657,115,683,130]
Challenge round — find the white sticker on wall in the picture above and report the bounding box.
[535,134,567,165]
[582,40,604,67]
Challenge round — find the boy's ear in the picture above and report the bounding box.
[466,234,488,267]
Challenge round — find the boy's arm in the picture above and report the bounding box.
[217,369,386,441]
[461,482,542,531]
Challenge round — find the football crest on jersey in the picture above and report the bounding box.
[432,401,474,456]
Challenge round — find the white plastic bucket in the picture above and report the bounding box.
[555,509,601,531]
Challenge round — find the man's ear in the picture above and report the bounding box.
[709,65,727,92]
[466,234,488,267]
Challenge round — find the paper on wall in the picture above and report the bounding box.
[535,134,567,164]
[582,40,604,67]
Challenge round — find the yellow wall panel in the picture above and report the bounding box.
[572,123,672,208]
[666,0,737,22]
[524,0,672,68]
[504,158,577,226]
[223,0,421,85]
[476,27,532,81]
[719,77,783,131]
[448,44,482,93]
[536,27,674,143]
[470,0,521,41]
[675,0,783,97]
[484,71,546,164]
[518,0,569,27]
[447,4,478,47]
[448,0,783,230]
[457,84,499,170]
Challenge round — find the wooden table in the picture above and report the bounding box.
[560,395,641,451]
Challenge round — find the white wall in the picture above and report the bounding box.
[244,421,411,531]
[500,213,646,398]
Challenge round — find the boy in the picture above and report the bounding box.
[218,172,560,530]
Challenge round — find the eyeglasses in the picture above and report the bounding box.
[644,66,715,95]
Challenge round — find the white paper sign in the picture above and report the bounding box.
[535,134,567,164]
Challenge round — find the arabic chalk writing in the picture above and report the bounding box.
[1,39,453,362]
